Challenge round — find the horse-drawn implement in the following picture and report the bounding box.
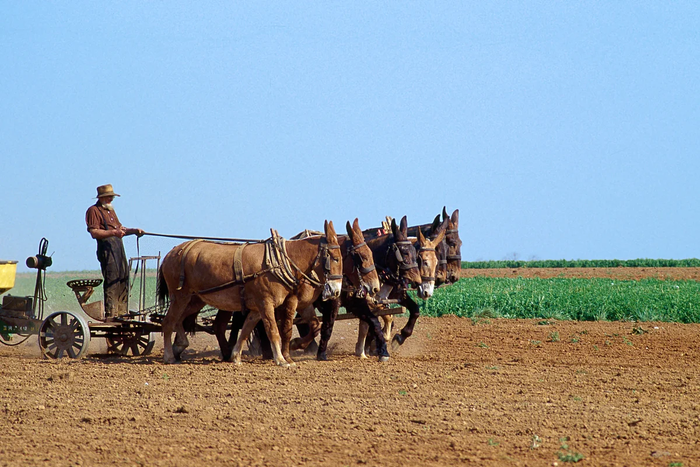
[1,209,459,363]
[0,238,164,359]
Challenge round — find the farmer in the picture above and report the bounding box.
[85,184,143,320]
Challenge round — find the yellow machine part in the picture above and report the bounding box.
[0,261,18,295]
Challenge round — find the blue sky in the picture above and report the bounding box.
[2,2,698,272]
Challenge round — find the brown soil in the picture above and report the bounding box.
[461,266,700,281]
[1,268,699,466]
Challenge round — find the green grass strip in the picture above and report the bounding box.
[420,277,700,323]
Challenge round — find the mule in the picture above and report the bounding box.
[158,220,342,367]
[315,216,423,361]
[214,219,381,363]
[355,214,448,358]
[405,207,461,286]
[442,208,462,286]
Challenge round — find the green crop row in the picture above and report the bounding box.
[419,277,700,323]
[462,258,700,269]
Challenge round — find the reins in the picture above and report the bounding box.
[141,231,262,243]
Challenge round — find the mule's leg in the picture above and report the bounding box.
[382,315,394,342]
[252,320,273,360]
[213,310,234,361]
[293,321,311,350]
[290,305,318,351]
[173,328,189,361]
[316,297,339,361]
[301,315,321,354]
[278,297,299,364]
[365,309,390,362]
[232,301,290,368]
[173,298,205,360]
[231,310,261,365]
[350,298,389,362]
[365,315,394,355]
[258,300,292,367]
[355,320,370,359]
[365,315,393,356]
[162,294,189,364]
[391,296,420,350]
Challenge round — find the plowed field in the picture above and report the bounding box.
[1,268,699,466]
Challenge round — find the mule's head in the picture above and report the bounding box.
[321,220,343,300]
[421,214,449,286]
[345,218,381,297]
[389,216,422,287]
[443,208,462,285]
[415,216,448,299]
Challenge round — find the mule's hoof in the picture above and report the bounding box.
[304,340,319,355]
[317,352,328,361]
[378,355,390,363]
[391,335,404,350]
[357,353,368,360]
[290,337,303,351]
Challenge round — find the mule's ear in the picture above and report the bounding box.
[417,226,426,245]
[442,206,448,221]
[433,219,448,244]
[352,218,361,234]
[430,214,441,234]
[391,218,399,237]
[451,209,459,228]
[400,216,408,235]
[326,220,337,242]
[438,216,449,234]
[346,221,355,241]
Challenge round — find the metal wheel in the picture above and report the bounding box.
[106,331,155,356]
[38,311,91,359]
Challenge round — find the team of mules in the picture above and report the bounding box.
[157,208,461,366]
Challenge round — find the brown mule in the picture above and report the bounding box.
[225,218,381,366]
[158,221,342,367]
[378,208,460,355]
[315,216,422,362]
[442,208,462,286]
[356,214,448,358]
[289,218,382,354]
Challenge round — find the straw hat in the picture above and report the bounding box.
[95,184,120,198]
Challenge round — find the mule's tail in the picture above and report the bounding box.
[157,266,169,307]
[183,312,197,335]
